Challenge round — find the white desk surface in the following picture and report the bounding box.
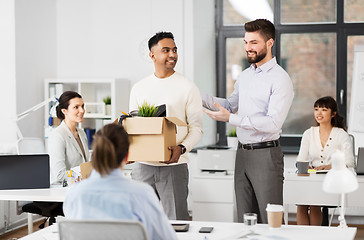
[284,172,364,206]
[19,220,357,240]
[0,187,67,202]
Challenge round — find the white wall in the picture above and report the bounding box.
[0,0,17,153]
[12,0,216,147]
[15,0,57,139]
[56,0,185,83]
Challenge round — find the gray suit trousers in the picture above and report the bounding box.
[234,146,284,223]
[131,162,189,220]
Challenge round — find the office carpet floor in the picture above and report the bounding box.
[0,220,364,240]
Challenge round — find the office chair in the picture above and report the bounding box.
[59,220,149,240]
[16,137,64,229]
[321,134,356,226]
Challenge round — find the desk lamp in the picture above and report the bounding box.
[322,150,358,228]
[15,97,57,139]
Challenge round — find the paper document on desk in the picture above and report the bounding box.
[70,166,81,179]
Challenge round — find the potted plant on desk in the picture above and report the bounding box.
[227,128,238,149]
[103,96,111,116]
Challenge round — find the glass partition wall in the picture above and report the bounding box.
[216,0,364,151]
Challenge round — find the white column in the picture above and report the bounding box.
[0,0,17,153]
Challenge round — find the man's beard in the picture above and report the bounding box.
[247,47,267,64]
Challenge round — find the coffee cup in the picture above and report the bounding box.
[266,204,284,228]
[296,161,309,176]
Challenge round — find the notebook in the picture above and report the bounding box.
[0,154,50,190]
[356,147,364,175]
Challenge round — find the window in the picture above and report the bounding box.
[216,0,364,152]
[281,33,336,135]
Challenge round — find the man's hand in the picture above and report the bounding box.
[163,145,182,164]
[203,102,230,122]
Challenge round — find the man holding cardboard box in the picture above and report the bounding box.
[129,32,203,220]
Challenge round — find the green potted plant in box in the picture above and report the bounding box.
[227,128,238,149]
[103,96,111,116]
[138,102,158,117]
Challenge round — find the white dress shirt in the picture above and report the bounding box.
[202,57,294,144]
[297,126,355,168]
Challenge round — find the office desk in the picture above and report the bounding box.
[0,187,67,233]
[283,172,364,224]
[0,188,67,202]
[19,220,357,240]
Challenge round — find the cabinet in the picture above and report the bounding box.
[44,78,130,132]
[191,149,237,222]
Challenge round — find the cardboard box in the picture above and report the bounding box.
[122,117,187,162]
[80,161,93,180]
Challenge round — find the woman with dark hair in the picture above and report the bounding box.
[296,96,354,225]
[63,124,177,240]
[49,91,89,184]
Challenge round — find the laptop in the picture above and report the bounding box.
[356,147,364,175]
[0,154,50,190]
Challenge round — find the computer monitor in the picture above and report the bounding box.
[356,148,364,175]
[0,154,50,190]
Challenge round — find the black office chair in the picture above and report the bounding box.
[321,206,336,226]
[22,202,64,228]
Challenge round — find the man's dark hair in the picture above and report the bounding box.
[244,19,275,41]
[148,32,174,50]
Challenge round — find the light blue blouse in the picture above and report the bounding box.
[63,169,177,240]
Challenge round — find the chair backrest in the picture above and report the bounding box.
[59,220,149,240]
[16,137,46,154]
[349,134,355,157]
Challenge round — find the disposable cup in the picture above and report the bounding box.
[266,204,284,228]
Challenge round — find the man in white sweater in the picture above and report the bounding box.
[129,32,203,220]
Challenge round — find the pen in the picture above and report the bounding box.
[121,111,128,115]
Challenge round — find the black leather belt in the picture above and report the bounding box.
[238,140,279,150]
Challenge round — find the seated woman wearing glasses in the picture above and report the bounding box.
[49,91,90,184]
[63,124,177,240]
[296,96,355,225]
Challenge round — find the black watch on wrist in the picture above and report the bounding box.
[178,144,186,154]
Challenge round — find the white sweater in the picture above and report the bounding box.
[296,126,355,168]
[129,72,203,166]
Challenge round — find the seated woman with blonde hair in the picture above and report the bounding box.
[63,124,177,240]
[296,96,355,225]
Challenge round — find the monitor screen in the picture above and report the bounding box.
[0,154,50,190]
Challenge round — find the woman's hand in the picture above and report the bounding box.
[314,164,332,170]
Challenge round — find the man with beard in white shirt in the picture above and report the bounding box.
[202,19,294,224]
